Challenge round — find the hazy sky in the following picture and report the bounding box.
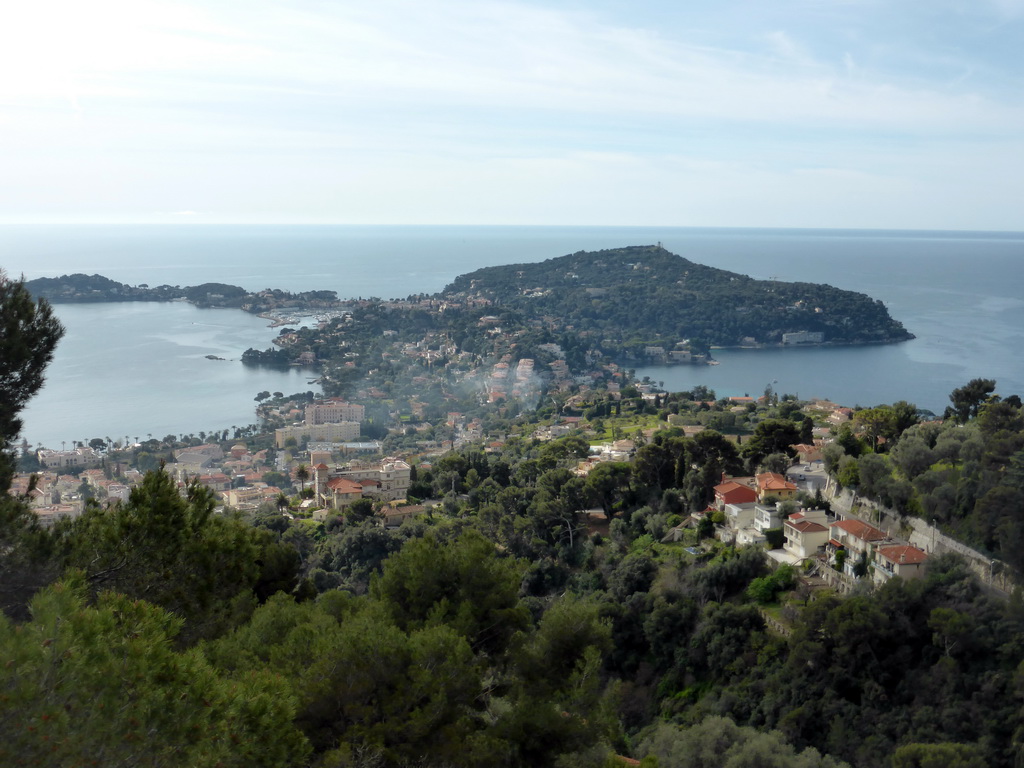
[2,0,1023,229]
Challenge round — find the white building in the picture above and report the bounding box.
[37,447,101,470]
[782,331,825,345]
[276,421,361,449]
[753,504,784,534]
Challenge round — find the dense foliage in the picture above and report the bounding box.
[4,276,1024,767]
[442,245,913,348]
[23,273,338,310]
[823,379,1024,571]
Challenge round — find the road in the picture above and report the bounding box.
[787,462,828,495]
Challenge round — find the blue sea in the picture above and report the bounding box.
[3,225,1023,448]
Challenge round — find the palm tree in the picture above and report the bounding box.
[295,464,310,493]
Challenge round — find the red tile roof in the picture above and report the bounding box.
[877,545,928,565]
[756,472,797,492]
[326,478,363,494]
[831,518,887,542]
[787,520,828,533]
[714,481,757,503]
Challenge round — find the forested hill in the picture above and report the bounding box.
[440,245,913,347]
[23,273,338,310]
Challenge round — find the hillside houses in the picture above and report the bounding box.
[310,457,412,517]
[755,472,798,502]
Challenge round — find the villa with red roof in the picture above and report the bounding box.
[755,472,798,502]
[829,517,890,576]
[713,479,757,509]
[311,458,412,518]
[873,544,928,584]
[324,477,364,508]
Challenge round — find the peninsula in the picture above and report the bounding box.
[441,245,913,349]
[25,245,912,386]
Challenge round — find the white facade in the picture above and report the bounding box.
[723,502,757,531]
[782,330,825,345]
[305,400,365,425]
[37,447,101,470]
[754,504,783,533]
[276,421,361,448]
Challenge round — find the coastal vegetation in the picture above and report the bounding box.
[24,247,912,392]
[23,272,339,311]
[442,245,913,349]
[818,378,1024,571]
[6,268,1024,767]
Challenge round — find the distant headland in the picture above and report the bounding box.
[23,273,339,314]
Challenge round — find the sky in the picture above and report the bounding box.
[1,0,1023,229]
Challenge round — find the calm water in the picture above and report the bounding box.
[3,225,1023,446]
[17,302,314,449]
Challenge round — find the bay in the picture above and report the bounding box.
[3,225,1023,446]
[18,302,314,450]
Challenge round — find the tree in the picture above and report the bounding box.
[891,743,986,768]
[633,442,675,492]
[639,716,849,768]
[295,463,310,492]
[59,470,293,644]
[889,400,920,440]
[204,592,484,763]
[371,529,529,655]
[346,497,376,523]
[585,462,633,518]
[853,406,896,450]
[945,378,996,424]
[976,398,1024,436]
[760,452,793,475]
[0,273,65,617]
[0,272,64,491]
[889,433,934,479]
[0,579,310,768]
[928,607,975,658]
[744,420,801,468]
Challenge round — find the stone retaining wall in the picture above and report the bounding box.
[827,489,1013,595]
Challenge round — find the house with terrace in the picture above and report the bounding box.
[828,518,890,577]
[783,512,830,562]
[873,544,929,584]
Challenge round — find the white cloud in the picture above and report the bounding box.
[1,0,1022,228]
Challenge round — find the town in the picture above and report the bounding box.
[13,383,1007,602]
[6,266,1022,767]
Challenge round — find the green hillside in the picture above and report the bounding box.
[441,245,912,347]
